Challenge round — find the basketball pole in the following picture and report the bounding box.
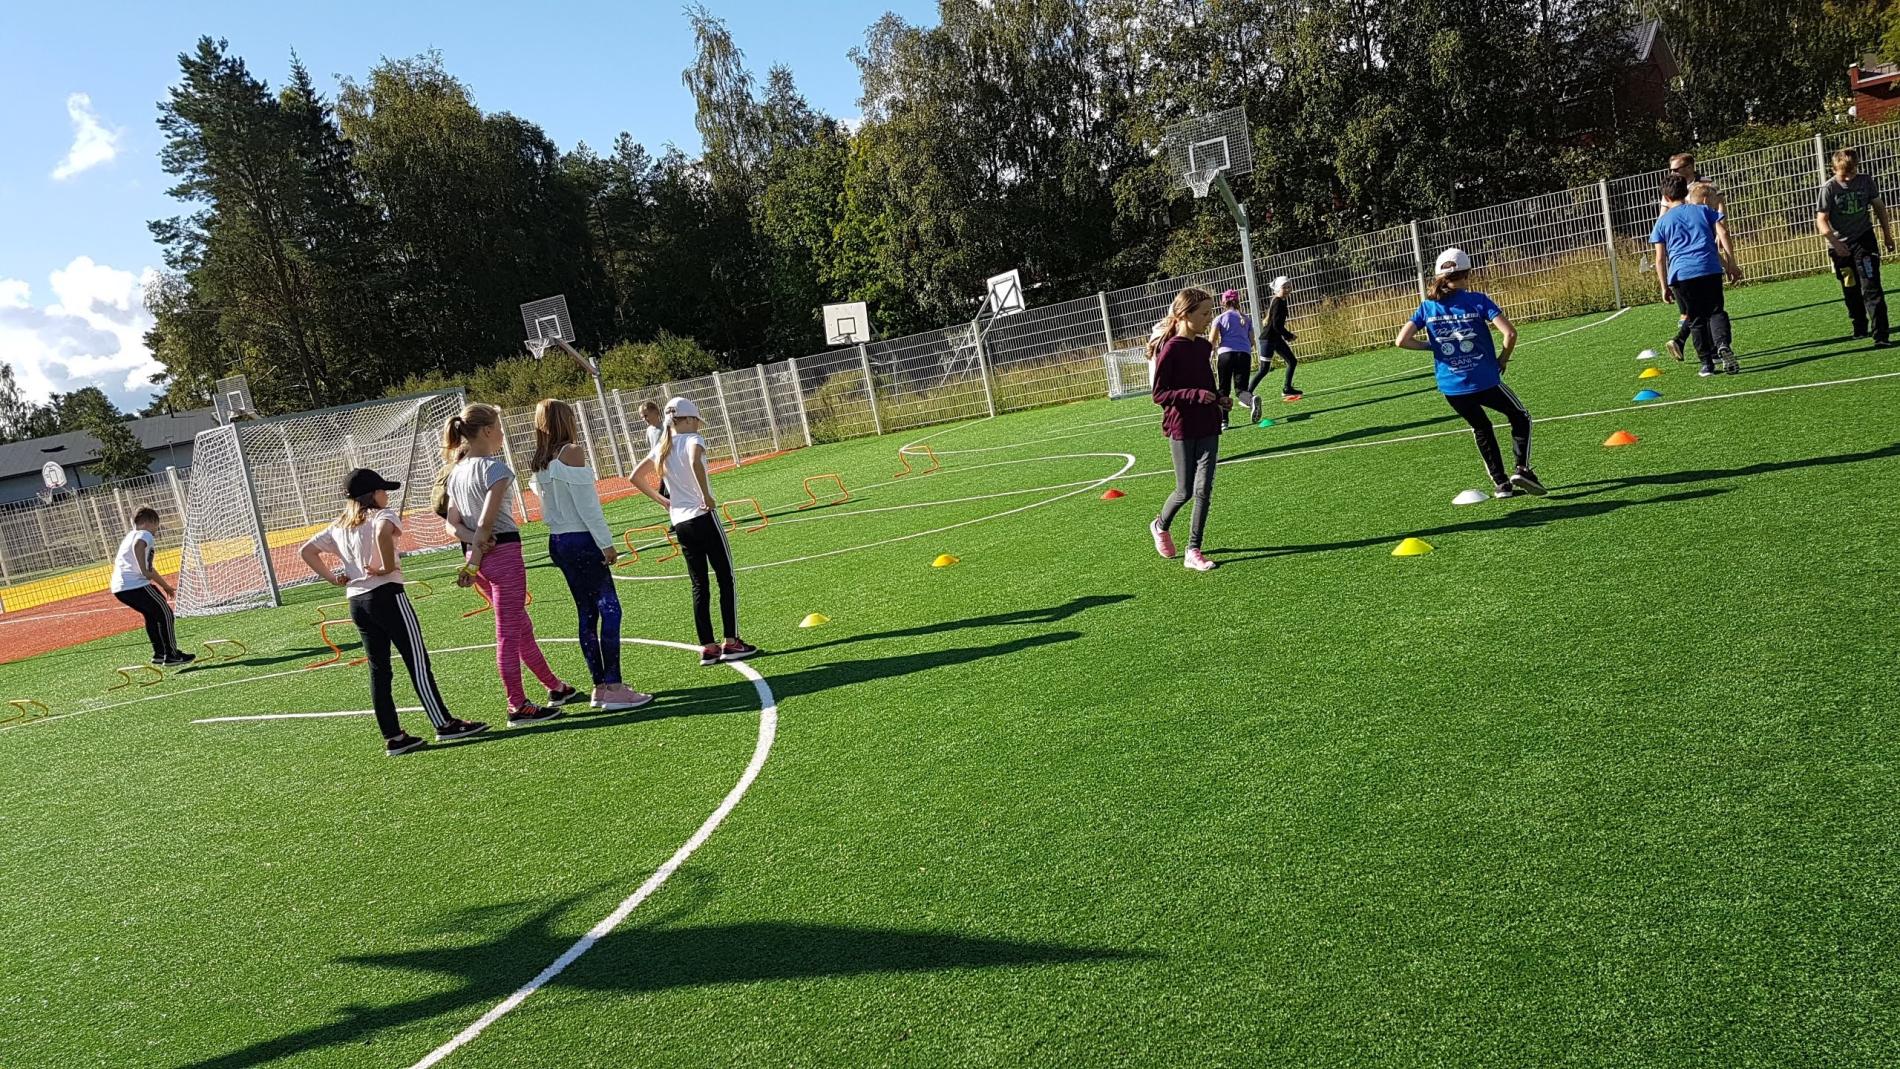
[1211,172,1265,359]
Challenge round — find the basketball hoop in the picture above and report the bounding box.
[526,337,552,361]
[1186,166,1221,200]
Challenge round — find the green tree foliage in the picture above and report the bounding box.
[397,334,719,409]
[84,411,154,481]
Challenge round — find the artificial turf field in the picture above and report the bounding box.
[4,271,1898,1068]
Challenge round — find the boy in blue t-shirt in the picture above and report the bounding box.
[1396,247,1546,499]
[1650,173,1742,375]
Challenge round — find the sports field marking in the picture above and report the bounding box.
[0,604,125,626]
[408,643,777,1068]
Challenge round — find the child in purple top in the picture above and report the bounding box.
[1148,287,1225,572]
[1211,289,1254,428]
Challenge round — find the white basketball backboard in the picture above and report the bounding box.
[212,374,255,424]
[519,295,575,344]
[1164,107,1254,198]
[41,461,67,489]
[823,301,871,346]
[986,269,1026,317]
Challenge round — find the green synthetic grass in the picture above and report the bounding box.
[4,272,1898,1068]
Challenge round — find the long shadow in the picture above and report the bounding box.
[772,594,1132,656]
[1732,299,1837,321]
[1741,337,1882,375]
[1221,412,1462,465]
[457,630,1087,744]
[1547,441,1900,502]
[184,895,1145,1068]
[175,648,330,674]
[1303,369,1436,400]
[1209,487,1727,564]
[1273,383,1435,420]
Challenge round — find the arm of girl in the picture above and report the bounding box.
[369,515,402,577]
[563,444,617,563]
[1493,312,1518,370]
[299,535,347,587]
[1395,321,1431,351]
[466,476,510,572]
[689,439,715,514]
[630,455,671,508]
[444,502,481,549]
[1149,348,1218,407]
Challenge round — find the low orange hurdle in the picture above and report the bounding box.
[893,444,940,479]
[616,524,680,568]
[797,474,849,510]
[720,498,768,533]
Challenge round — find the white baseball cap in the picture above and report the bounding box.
[1433,247,1473,276]
[663,396,701,421]
[1270,275,1291,294]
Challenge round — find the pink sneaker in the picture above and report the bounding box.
[1183,548,1217,572]
[600,684,654,712]
[1150,518,1176,559]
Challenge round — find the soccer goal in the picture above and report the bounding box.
[174,390,466,617]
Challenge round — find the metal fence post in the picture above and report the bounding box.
[574,397,602,472]
[494,406,527,524]
[612,388,641,467]
[1815,133,1829,182]
[1408,220,1429,300]
[785,357,814,447]
[755,363,781,453]
[1097,291,1115,349]
[857,344,884,436]
[1598,178,1623,309]
[711,371,741,466]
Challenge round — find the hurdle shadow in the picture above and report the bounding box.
[182,893,1147,1068]
[1209,487,1728,564]
[1546,441,1900,501]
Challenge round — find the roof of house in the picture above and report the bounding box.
[1853,57,1900,88]
[1625,19,1679,81]
[0,408,220,480]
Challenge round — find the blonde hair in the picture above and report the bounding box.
[653,401,702,472]
[1833,147,1860,169]
[1426,270,1470,302]
[530,398,580,473]
[1146,287,1214,361]
[340,497,376,529]
[1687,181,1714,205]
[1669,152,1695,171]
[442,403,501,464]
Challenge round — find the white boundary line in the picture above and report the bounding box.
[407,641,777,1068]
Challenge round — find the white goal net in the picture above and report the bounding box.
[175,390,466,617]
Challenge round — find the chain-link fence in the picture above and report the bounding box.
[0,469,190,612]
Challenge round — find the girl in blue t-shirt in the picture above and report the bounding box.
[1394,248,1547,499]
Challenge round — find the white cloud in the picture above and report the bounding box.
[50,93,124,181]
[0,256,161,410]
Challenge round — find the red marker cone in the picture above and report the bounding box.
[1603,430,1639,447]
[1100,488,1125,500]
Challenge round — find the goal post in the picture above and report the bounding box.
[174,390,466,617]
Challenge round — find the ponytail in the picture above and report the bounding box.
[1426,270,1468,302]
[442,403,500,464]
[1146,287,1214,362]
[653,413,677,471]
[339,496,375,529]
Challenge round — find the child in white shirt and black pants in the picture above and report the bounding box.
[110,507,193,666]
[300,468,489,756]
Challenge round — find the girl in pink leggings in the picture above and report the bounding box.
[442,403,583,725]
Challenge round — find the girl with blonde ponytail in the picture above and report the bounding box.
[1148,287,1225,572]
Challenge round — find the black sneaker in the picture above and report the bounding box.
[719,639,760,662]
[385,733,426,757]
[1875,338,1892,349]
[1719,346,1739,375]
[506,703,563,727]
[1666,338,1685,362]
[699,644,723,667]
[1853,328,1871,339]
[436,718,489,742]
[1493,483,1518,500]
[546,685,586,707]
[1698,361,1715,378]
[1510,468,1549,496]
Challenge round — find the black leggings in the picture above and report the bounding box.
[114,586,178,660]
[1248,337,1299,395]
[1830,231,1888,341]
[1672,272,1732,364]
[1445,385,1532,486]
[674,512,739,646]
[349,583,453,739]
[1216,351,1251,401]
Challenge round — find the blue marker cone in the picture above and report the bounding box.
[1633,389,1661,402]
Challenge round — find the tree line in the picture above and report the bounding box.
[138,1,1894,417]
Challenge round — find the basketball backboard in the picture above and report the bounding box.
[519,295,575,344]
[212,374,255,424]
[1164,107,1253,198]
[823,301,871,346]
[41,461,67,489]
[986,269,1026,317]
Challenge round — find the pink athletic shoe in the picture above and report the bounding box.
[599,684,654,711]
[1150,518,1176,559]
[1183,549,1217,572]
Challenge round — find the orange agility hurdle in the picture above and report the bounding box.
[306,618,368,670]
[893,444,940,479]
[616,524,680,568]
[720,498,768,533]
[797,474,849,510]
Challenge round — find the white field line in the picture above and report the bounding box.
[0,605,125,626]
[613,452,1136,583]
[408,648,777,1068]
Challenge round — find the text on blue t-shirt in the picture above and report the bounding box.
[1409,291,1504,396]
[1648,204,1725,284]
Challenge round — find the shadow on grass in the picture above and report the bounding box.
[175,648,330,675]
[772,593,1132,656]
[1281,382,1435,417]
[182,893,1145,1068]
[1731,299,1838,321]
[1222,412,1461,464]
[1546,441,1900,501]
[1209,487,1728,564]
[1733,335,1864,374]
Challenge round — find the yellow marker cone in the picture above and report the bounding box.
[1639,367,1663,379]
[798,613,829,629]
[1392,537,1434,557]
[932,553,960,568]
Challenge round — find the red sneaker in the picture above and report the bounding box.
[720,639,760,662]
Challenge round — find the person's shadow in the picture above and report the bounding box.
[179,892,1149,1068]
[771,593,1132,656]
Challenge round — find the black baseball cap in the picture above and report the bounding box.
[344,468,402,499]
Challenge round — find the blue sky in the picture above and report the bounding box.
[0,0,933,410]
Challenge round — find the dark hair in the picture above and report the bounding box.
[1833,147,1860,168]
[1426,270,1469,302]
[1660,174,1689,202]
[133,507,160,525]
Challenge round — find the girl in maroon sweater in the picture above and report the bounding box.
[1148,287,1225,572]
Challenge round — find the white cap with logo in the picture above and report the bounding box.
[1433,247,1473,277]
[663,396,701,423]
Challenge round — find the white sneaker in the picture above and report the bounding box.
[1183,548,1218,572]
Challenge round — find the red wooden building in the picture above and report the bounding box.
[1850,58,1900,125]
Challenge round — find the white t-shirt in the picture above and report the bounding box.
[663,433,711,526]
[646,423,662,453]
[446,455,518,536]
[530,458,613,548]
[304,508,403,598]
[110,529,155,593]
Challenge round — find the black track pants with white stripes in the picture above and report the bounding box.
[114,586,178,660]
[1445,384,1532,487]
[348,584,452,739]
